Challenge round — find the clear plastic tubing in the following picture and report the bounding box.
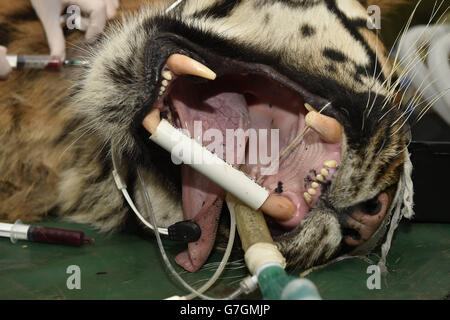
[137,168,239,300]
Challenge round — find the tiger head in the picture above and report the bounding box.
[74,0,412,272]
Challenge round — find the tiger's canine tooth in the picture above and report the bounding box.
[260,195,295,221]
[303,192,312,204]
[143,108,161,133]
[162,71,172,81]
[304,103,316,112]
[321,168,329,176]
[308,188,316,195]
[305,111,342,144]
[324,160,337,168]
[316,174,324,182]
[166,54,216,80]
[311,182,319,188]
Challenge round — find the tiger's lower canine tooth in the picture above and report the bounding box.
[166,54,216,80]
[260,195,295,221]
[305,111,342,144]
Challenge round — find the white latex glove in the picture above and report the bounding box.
[0,46,12,79]
[30,0,119,60]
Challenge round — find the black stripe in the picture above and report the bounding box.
[7,6,38,22]
[255,0,321,9]
[193,0,242,19]
[323,48,348,63]
[324,0,385,83]
[0,22,15,46]
[300,24,316,37]
[106,62,135,85]
[102,105,126,123]
[53,118,83,146]
[92,146,112,184]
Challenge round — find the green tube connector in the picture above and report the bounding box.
[257,264,321,300]
[226,193,322,300]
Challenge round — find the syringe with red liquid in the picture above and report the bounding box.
[0,220,94,246]
[6,54,88,70]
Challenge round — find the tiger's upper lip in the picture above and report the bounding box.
[151,32,336,118]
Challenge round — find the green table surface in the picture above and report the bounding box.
[0,219,448,300]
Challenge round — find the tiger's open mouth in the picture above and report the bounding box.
[147,53,344,272]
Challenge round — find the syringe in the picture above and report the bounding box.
[0,220,94,246]
[6,54,88,70]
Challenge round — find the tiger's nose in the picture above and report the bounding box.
[342,193,389,247]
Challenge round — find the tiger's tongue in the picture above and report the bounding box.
[171,86,249,272]
[175,166,225,272]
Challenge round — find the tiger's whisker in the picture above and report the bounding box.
[370,0,424,89]
[377,0,448,103]
[414,88,450,123]
[390,88,450,136]
[364,28,381,122]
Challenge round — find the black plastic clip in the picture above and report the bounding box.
[167,220,201,243]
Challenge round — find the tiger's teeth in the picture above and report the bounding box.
[162,79,169,87]
[305,111,343,144]
[321,168,329,176]
[311,182,319,189]
[316,174,324,182]
[303,192,312,204]
[162,71,172,81]
[142,108,161,134]
[304,103,316,112]
[308,188,316,195]
[324,160,337,168]
[166,54,216,80]
[261,195,295,221]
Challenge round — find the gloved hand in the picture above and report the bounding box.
[30,0,119,60]
[0,46,12,79]
[0,0,119,80]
